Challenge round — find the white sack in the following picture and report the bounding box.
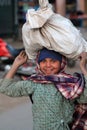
[22,0,87,60]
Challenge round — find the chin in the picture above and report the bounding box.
[45,72,54,75]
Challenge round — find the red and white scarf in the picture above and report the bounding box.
[25,57,85,100]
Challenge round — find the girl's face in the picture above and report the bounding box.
[39,58,61,75]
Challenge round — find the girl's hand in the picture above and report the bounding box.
[79,52,87,75]
[5,51,28,79]
[13,51,28,67]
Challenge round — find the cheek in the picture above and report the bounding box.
[57,63,61,69]
[39,63,44,70]
[54,63,61,71]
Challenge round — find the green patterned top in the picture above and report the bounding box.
[0,76,87,130]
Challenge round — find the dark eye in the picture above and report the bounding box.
[41,59,46,63]
[51,59,57,62]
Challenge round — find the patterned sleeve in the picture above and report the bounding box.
[0,78,35,97]
[77,75,87,103]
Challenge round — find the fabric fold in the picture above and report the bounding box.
[22,0,87,60]
[26,0,53,28]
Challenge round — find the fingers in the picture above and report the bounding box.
[79,52,87,68]
[19,51,28,59]
[79,52,87,60]
[19,51,27,56]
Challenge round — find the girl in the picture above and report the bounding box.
[0,48,87,130]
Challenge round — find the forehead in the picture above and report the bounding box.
[41,58,60,62]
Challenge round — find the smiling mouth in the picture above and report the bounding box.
[45,69,54,74]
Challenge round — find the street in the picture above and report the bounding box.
[0,101,33,130]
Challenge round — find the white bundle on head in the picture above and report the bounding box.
[22,0,87,60]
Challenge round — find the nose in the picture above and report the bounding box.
[46,61,50,67]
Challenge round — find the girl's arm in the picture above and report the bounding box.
[5,51,28,79]
[77,52,87,103]
[0,51,35,97]
[79,52,87,76]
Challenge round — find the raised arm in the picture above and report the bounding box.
[5,51,28,79]
[79,52,87,76]
[0,51,36,97]
[77,52,87,103]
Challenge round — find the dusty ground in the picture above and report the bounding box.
[0,27,86,113]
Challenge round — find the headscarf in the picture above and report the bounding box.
[27,48,85,100]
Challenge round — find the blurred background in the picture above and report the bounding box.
[0,0,87,39]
